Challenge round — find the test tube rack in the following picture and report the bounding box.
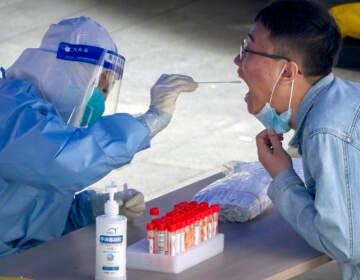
[126,233,224,274]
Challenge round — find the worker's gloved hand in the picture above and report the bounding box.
[150,74,198,115]
[90,188,145,221]
[137,74,197,137]
[117,188,146,220]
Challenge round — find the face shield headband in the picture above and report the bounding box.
[56,42,125,127]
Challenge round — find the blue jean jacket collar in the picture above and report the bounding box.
[289,73,335,148]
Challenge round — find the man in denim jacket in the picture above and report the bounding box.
[234,0,360,278]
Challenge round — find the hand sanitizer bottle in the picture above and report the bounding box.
[95,182,127,280]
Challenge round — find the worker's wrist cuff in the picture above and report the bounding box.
[136,106,171,138]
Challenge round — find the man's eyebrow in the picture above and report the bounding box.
[248,33,255,42]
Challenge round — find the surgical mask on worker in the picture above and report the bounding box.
[81,87,105,127]
[255,64,294,134]
[56,42,125,127]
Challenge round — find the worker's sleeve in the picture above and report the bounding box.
[268,133,360,264]
[63,190,95,234]
[0,93,150,194]
[0,81,151,235]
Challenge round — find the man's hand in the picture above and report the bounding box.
[256,129,292,178]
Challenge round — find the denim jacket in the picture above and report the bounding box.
[268,73,360,279]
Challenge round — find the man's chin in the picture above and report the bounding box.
[245,102,253,115]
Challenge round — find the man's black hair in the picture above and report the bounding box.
[255,0,341,76]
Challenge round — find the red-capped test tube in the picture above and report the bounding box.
[146,222,155,254]
[156,222,167,254]
[149,207,160,219]
[211,204,220,236]
[146,200,220,256]
[168,223,178,256]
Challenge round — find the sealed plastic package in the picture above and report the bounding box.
[192,158,303,223]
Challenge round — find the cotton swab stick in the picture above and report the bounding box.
[196,81,241,84]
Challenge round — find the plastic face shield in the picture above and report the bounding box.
[56,42,125,127]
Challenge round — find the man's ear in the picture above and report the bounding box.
[282,61,299,82]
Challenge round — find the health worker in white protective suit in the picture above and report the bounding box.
[0,16,197,257]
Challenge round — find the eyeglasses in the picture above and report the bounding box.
[240,38,293,61]
[239,38,302,74]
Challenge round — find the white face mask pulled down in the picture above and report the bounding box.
[254,64,295,134]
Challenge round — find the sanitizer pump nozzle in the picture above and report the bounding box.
[104,182,119,216]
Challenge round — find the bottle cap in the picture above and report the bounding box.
[149,207,160,216]
[157,223,166,231]
[146,222,155,231]
[168,224,177,232]
[177,220,185,229]
[151,218,161,225]
[189,201,198,208]
[211,204,220,212]
[199,201,209,209]
[174,201,188,209]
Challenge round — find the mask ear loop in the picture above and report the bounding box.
[287,63,299,109]
[269,63,287,105]
[288,79,295,109]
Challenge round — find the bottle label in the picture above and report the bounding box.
[100,235,123,243]
[96,221,126,278]
[157,233,165,254]
[170,235,177,256]
[180,232,185,253]
[194,226,200,245]
[148,236,154,254]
